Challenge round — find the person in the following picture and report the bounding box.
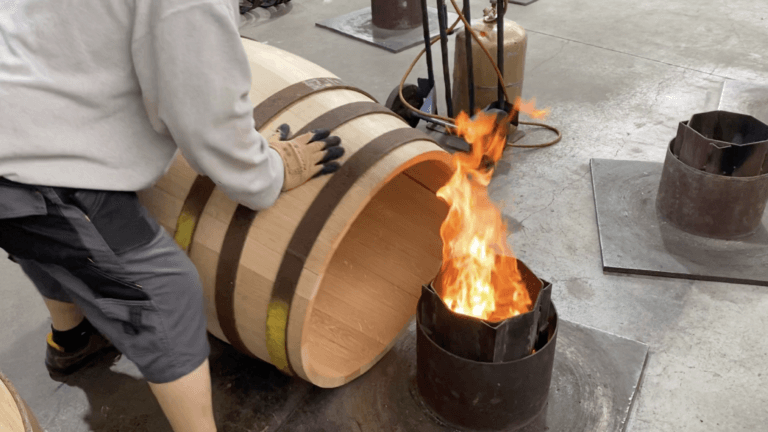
[0,1,344,431]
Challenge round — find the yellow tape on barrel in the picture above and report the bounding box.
[173,176,216,253]
[265,300,291,373]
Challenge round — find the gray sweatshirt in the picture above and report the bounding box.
[0,0,284,211]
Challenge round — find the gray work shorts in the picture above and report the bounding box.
[0,178,209,384]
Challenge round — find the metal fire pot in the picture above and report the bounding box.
[657,111,768,239]
[371,0,423,30]
[416,259,557,431]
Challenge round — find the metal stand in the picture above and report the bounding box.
[396,0,513,152]
[381,0,530,152]
[496,0,505,108]
[421,0,437,111]
[386,0,472,151]
[413,0,457,122]
[463,0,475,114]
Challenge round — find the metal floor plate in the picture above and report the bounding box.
[316,7,458,53]
[276,319,648,432]
[12,318,647,432]
[590,158,768,286]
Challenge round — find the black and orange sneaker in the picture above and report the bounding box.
[45,326,117,379]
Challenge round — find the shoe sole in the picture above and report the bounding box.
[47,345,120,381]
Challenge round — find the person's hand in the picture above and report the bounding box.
[268,124,344,191]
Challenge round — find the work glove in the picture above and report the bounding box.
[268,124,344,191]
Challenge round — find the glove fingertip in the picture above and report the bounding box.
[313,162,341,178]
[325,161,341,172]
[322,136,342,149]
[278,124,291,140]
[319,146,345,164]
[310,129,331,142]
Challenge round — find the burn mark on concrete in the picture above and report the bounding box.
[494,160,512,176]
[503,213,525,234]
[564,278,595,301]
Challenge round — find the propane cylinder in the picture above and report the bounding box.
[451,17,527,119]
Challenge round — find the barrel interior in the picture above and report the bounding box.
[303,158,452,382]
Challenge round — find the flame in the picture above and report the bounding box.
[514,97,550,120]
[435,110,533,322]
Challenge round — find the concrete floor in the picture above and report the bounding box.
[2,0,767,430]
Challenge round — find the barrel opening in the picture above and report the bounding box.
[303,157,452,384]
[1,371,35,432]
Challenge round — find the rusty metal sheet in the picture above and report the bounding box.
[717,80,768,182]
[370,0,422,30]
[316,7,458,53]
[275,319,648,432]
[416,302,558,431]
[591,158,768,286]
[657,142,768,239]
[673,112,768,177]
[421,259,552,363]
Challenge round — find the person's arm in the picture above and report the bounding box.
[131,0,283,211]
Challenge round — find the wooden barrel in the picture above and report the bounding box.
[137,38,452,388]
[0,371,43,432]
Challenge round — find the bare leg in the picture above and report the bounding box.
[43,298,84,331]
[148,359,217,432]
